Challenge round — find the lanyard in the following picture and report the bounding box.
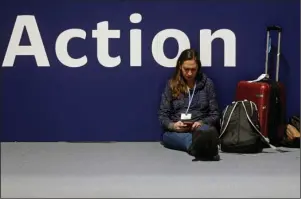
[185,83,196,114]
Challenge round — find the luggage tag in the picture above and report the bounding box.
[247,74,269,83]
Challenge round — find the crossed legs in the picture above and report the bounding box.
[162,125,220,160]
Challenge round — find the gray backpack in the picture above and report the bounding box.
[219,100,277,153]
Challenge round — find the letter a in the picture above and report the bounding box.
[2,15,50,67]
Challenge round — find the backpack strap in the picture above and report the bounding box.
[220,105,229,129]
[219,101,239,139]
[249,101,254,115]
[241,101,284,152]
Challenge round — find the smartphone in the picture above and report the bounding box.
[182,120,193,126]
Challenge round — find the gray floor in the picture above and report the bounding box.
[1,142,300,198]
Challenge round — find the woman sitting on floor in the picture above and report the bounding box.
[158,48,221,161]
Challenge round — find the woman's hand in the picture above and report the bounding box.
[191,121,202,130]
[173,121,190,132]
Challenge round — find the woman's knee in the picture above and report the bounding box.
[162,132,180,145]
[162,132,192,151]
[196,125,218,136]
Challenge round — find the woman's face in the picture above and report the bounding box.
[180,59,198,82]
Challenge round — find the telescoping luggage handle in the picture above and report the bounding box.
[264,25,282,82]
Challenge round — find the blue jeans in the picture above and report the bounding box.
[162,124,210,152]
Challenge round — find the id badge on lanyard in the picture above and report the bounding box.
[180,83,196,120]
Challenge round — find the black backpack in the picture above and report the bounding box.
[219,100,277,153]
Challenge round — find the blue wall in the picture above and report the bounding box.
[1,0,300,142]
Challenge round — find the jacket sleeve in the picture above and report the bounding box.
[158,82,175,131]
[200,79,220,126]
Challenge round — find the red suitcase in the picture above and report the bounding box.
[235,26,286,146]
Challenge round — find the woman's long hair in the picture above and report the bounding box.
[169,49,202,99]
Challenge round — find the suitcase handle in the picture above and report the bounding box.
[264,25,282,82]
[267,25,282,32]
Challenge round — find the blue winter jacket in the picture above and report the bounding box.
[158,73,220,131]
